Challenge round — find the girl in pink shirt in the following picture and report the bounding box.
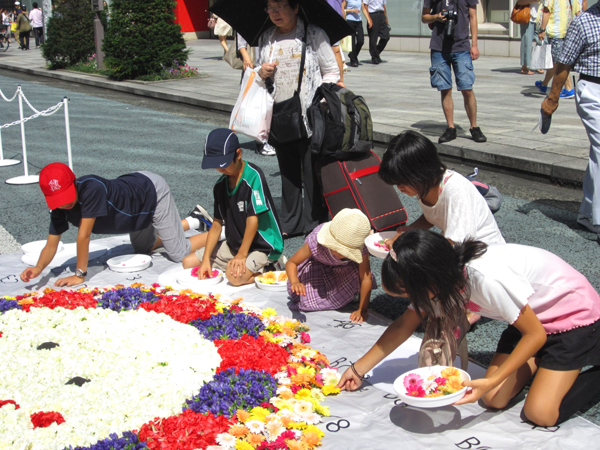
[337,229,600,427]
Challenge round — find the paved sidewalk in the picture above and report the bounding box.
[0,40,589,183]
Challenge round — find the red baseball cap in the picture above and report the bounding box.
[39,162,77,210]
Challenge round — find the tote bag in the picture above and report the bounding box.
[229,67,275,143]
[530,41,553,70]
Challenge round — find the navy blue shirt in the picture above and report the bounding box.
[49,173,157,235]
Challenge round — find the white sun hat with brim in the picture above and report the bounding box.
[317,208,371,263]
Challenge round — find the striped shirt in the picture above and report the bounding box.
[558,3,600,76]
[288,224,376,311]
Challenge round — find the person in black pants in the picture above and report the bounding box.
[363,0,390,64]
[344,0,366,67]
[16,5,30,50]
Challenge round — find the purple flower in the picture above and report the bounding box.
[0,298,21,314]
[67,431,149,450]
[190,310,265,341]
[184,368,277,417]
[98,287,158,312]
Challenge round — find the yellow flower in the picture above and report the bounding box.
[287,421,307,430]
[297,366,316,377]
[235,440,254,450]
[321,384,340,396]
[249,406,270,421]
[445,375,464,393]
[294,388,312,400]
[263,307,277,317]
[441,367,461,379]
[215,303,225,313]
[267,323,282,333]
[314,403,330,416]
[303,424,325,439]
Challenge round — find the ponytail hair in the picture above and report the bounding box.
[378,130,446,199]
[381,229,487,326]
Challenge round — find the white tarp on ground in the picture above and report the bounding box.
[1,235,599,450]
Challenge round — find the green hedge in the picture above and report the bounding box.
[102,0,189,81]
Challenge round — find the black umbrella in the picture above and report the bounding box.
[209,0,354,47]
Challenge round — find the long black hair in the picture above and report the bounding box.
[381,229,487,327]
[378,130,446,199]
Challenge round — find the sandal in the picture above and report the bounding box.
[521,69,535,75]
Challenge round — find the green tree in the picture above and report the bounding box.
[42,0,96,69]
[102,0,189,81]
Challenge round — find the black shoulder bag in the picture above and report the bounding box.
[268,22,309,147]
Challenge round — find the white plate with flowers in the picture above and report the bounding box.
[364,231,397,259]
[255,271,288,291]
[393,365,471,408]
[176,267,223,289]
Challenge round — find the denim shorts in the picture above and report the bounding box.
[430,50,476,91]
[549,37,564,62]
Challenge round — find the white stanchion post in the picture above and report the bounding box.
[0,126,20,167]
[63,97,73,170]
[6,86,39,185]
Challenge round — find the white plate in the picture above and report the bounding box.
[22,240,64,255]
[107,254,152,273]
[21,242,108,267]
[365,231,397,259]
[255,271,288,292]
[393,366,471,408]
[176,268,223,288]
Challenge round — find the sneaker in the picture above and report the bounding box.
[560,88,575,99]
[188,204,213,232]
[535,80,548,94]
[576,214,600,233]
[438,127,457,143]
[470,127,487,143]
[256,142,276,156]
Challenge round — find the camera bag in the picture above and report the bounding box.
[317,151,408,231]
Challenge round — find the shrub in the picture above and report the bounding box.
[102,0,189,81]
[42,0,96,69]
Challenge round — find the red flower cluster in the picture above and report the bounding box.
[22,291,97,312]
[0,400,20,409]
[137,409,234,450]
[215,335,289,375]
[30,411,66,428]
[139,295,217,324]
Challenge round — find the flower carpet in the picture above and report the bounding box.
[0,285,341,450]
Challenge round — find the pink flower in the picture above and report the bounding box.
[434,377,448,386]
[406,385,426,397]
[300,332,311,344]
[403,373,423,390]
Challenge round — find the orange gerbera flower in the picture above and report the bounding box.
[246,433,266,446]
[286,439,309,450]
[229,424,250,438]
[446,375,464,392]
[301,430,323,449]
[236,409,251,423]
[441,367,461,379]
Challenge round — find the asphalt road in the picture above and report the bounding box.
[0,69,598,422]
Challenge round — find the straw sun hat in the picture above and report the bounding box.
[317,208,371,263]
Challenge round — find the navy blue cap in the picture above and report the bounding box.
[202,128,240,169]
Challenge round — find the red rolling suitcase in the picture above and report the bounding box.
[318,151,408,231]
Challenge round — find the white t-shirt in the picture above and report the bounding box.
[419,170,505,245]
[29,8,42,28]
[364,0,386,13]
[466,244,600,334]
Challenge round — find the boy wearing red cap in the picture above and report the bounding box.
[184,128,284,286]
[20,163,200,287]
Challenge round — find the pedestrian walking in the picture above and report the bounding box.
[422,0,487,143]
[344,0,366,67]
[363,0,389,64]
[541,2,600,241]
[29,2,43,47]
[15,5,30,50]
[518,0,541,75]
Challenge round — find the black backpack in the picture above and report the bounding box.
[308,82,373,160]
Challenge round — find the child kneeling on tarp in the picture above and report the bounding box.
[286,208,375,323]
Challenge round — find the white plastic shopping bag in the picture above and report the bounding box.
[229,67,275,143]
[530,41,553,70]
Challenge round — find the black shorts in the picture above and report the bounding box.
[495,319,600,371]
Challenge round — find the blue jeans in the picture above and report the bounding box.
[429,50,475,91]
[520,21,536,68]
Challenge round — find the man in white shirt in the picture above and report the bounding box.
[362,0,390,64]
[28,2,43,47]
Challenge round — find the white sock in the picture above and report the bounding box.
[185,217,201,230]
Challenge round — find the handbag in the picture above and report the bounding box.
[230,67,275,143]
[340,35,352,53]
[510,4,531,25]
[530,40,553,70]
[418,314,470,371]
[268,23,309,147]
[223,33,256,70]
[207,17,216,29]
